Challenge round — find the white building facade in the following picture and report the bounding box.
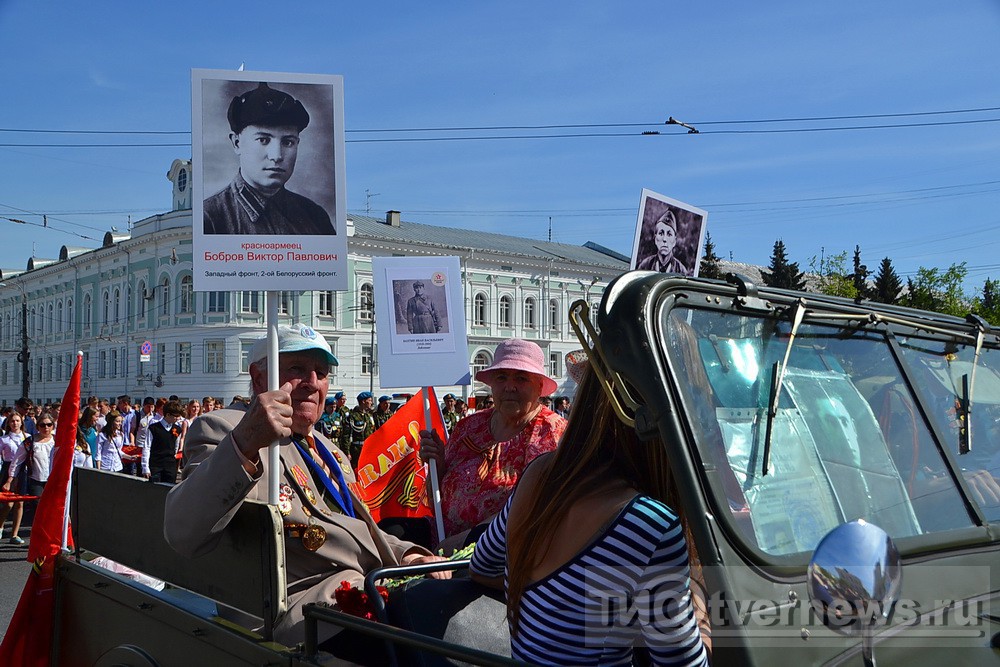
[0,160,628,406]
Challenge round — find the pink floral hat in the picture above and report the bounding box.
[476,338,558,396]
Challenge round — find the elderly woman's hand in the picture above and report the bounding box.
[418,429,447,473]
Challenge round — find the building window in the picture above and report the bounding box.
[83,294,92,330]
[499,295,512,328]
[67,298,73,329]
[156,343,166,376]
[179,276,194,313]
[177,342,191,374]
[46,356,53,382]
[160,277,171,316]
[111,348,119,377]
[240,340,254,373]
[46,303,53,336]
[549,352,561,378]
[474,293,487,326]
[549,299,559,332]
[318,291,335,317]
[472,351,491,380]
[278,291,293,316]
[99,350,107,378]
[207,291,228,313]
[359,283,374,322]
[82,351,90,378]
[240,291,259,313]
[361,344,373,375]
[114,288,121,323]
[205,340,225,374]
[524,297,536,330]
[56,300,63,332]
[1,361,6,385]
[136,280,146,320]
[103,290,110,324]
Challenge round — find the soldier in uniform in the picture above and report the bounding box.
[315,396,342,440]
[373,395,394,430]
[341,391,376,468]
[405,281,440,334]
[441,393,459,435]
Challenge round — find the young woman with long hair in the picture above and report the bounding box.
[0,412,29,544]
[96,410,128,472]
[75,407,98,469]
[470,369,709,666]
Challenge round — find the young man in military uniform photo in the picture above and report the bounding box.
[405,280,440,334]
[203,82,335,236]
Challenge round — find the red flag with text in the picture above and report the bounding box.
[0,353,81,665]
[354,388,446,523]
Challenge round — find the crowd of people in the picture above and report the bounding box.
[2,326,707,665]
[0,393,251,545]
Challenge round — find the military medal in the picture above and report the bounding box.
[278,496,293,516]
[302,524,327,551]
[304,486,317,505]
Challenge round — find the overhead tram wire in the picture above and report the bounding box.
[2,104,1000,146]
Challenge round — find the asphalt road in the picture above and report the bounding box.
[0,526,33,643]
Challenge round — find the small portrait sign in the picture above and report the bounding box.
[629,189,708,277]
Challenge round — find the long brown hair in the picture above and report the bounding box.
[504,368,680,633]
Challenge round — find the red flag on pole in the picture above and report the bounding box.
[0,352,81,665]
[354,388,446,524]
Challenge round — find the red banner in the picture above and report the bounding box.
[354,388,446,523]
[0,352,81,665]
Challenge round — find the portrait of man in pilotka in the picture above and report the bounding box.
[201,79,337,236]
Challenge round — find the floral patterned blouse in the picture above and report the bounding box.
[440,407,567,536]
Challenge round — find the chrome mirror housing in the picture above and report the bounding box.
[808,520,902,667]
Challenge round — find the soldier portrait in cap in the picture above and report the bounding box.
[630,189,707,277]
[391,278,449,336]
[200,78,337,236]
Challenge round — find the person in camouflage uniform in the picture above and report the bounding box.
[373,395,394,430]
[341,391,376,468]
[315,392,348,441]
[441,393,459,435]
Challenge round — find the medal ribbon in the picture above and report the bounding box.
[292,437,355,519]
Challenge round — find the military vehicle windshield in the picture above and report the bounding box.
[663,305,999,559]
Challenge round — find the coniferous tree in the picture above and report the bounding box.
[760,240,806,290]
[871,257,902,305]
[699,232,724,280]
[851,245,870,300]
[975,278,1000,326]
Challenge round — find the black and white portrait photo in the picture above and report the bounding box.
[392,279,450,336]
[630,189,708,276]
[199,77,337,236]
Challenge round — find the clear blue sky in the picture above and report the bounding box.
[2,1,999,289]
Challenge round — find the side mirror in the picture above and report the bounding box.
[808,520,901,667]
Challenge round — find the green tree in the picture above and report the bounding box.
[760,240,806,291]
[810,250,857,298]
[901,263,969,317]
[972,278,1000,326]
[871,257,902,304]
[699,232,724,280]
[851,245,871,301]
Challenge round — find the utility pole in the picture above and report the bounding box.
[19,300,29,399]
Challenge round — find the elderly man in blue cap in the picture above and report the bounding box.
[340,391,376,467]
[203,82,335,236]
[165,324,446,656]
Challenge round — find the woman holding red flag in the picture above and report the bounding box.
[419,339,567,545]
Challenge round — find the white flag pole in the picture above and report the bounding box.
[266,291,280,505]
[424,387,446,543]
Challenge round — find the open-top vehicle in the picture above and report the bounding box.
[49,271,1000,665]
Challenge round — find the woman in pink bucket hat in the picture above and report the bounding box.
[420,339,567,544]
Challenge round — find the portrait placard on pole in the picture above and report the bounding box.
[192,69,347,292]
[373,256,471,389]
[629,188,708,277]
